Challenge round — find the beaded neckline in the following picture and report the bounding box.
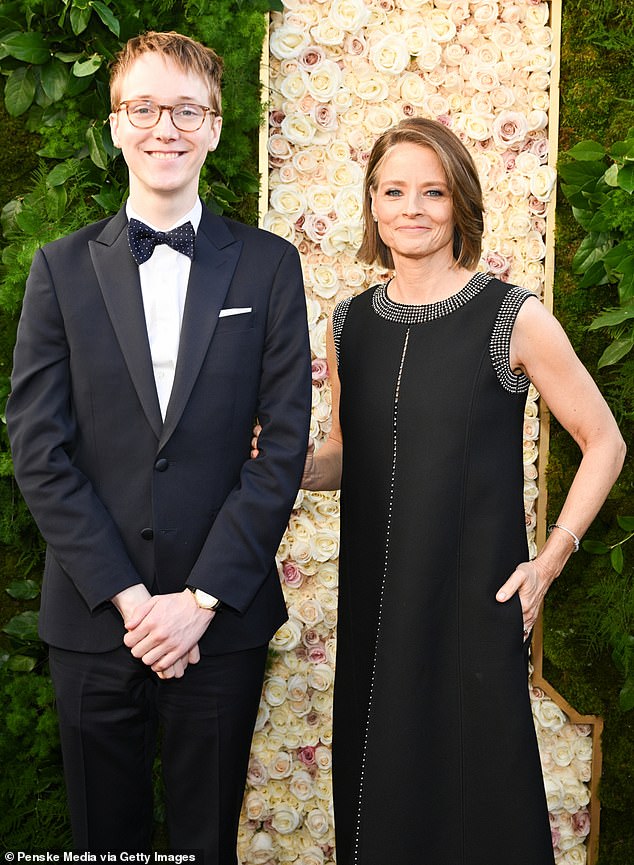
[371,271,493,324]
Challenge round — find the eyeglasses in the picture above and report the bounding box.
[117,100,216,132]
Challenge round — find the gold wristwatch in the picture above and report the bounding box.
[189,587,222,610]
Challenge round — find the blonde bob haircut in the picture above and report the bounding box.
[109,30,224,117]
[358,117,484,271]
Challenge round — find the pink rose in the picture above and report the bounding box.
[307,644,328,664]
[282,560,304,588]
[311,358,329,382]
[298,745,317,767]
[299,46,326,69]
[572,809,591,837]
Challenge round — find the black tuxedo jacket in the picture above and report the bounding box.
[7,204,312,654]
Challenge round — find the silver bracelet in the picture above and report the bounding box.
[548,523,580,553]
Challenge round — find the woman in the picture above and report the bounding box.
[256,117,625,864]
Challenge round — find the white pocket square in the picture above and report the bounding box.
[219,307,252,318]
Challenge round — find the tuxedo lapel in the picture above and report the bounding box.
[89,209,163,439]
[160,208,242,447]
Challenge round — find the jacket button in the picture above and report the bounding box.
[155,458,169,472]
[141,528,154,540]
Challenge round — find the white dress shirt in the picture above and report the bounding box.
[127,199,202,419]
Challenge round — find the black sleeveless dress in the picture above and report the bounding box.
[331,274,555,865]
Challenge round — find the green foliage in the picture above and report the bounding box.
[559,131,634,368]
[549,2,634,860]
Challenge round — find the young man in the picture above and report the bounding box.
[6,31,311,862]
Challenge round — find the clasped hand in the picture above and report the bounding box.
[123,589,214,679]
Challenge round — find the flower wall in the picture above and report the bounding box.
[238,2,596,864]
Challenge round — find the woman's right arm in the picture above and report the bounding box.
[302,316,343,491]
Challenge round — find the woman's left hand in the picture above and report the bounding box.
[496,559,553,640]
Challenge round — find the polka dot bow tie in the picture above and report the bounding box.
[127,218,196,265]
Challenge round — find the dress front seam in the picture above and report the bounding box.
[352,327,410,865]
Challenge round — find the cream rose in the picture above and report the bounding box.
[280,113,316,147]
[369,33,411,75]
[306,59,343,102]
[330,0,371,31]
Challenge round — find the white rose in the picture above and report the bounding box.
[457,114,492,142]
[426,9,456,42]
[269,184,307,221]
[506,208,532,237]
[271,617,302,651]
[399,71,431,106]
[543,774,565,811]
[365,104,401,136]
[472,1,500,26]
[321,223,363,258]
[310,527,340,562]
[525,48,555,73]
[491,85,515,109]
[369,33,410,75]
[327,159,363,188]
[533,697,567,731]
[290,768,315,801]
[271,804,301,835]
[315,560,339,590]
[529,165,557,202]
[422,92,450,117]
[298,847,326,865]
[247,830,275,864]
[307,264,340,300]
[310,19,345,47]
[334,186,363,224]
[415,41,443,71]
[304,807,331,839]
[552,740,575,767]
[306,60,343,102]
[353,76,390,102]
[305,185,335,215]
[253,701,270,732]
[270,25,309,60]
[330,0,371,32]
[308,663,335,692]
[262,211,296,243]
[280,113,316,147]
[280,70,309,101]
[245,790,270,822]
[263,676,288,708]
[526,5,551,28]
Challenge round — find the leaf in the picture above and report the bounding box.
[619,676,634,713]
[617,515,634,532]
[566,140,607,161]
[610,545,624,574]
[588,305,634,328]
[5,579,40,600]
[0,31,50,64]
[7,654,37,672]
[582,539,611,554]
[86,124,108,170]
[46,185,68,221]
[571,234,612,275]
[578,260,609,289]
[90,0,120,36]
[70,4,92,35]
[4,67,37,116]
[617,163,634,194]
[2,610,39,642]
[618,269,634,304]
[40,57,70,102]
[597,333,634,368]
[73,54,103,77]
[47,161,80,187]
[15,207,44,235]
